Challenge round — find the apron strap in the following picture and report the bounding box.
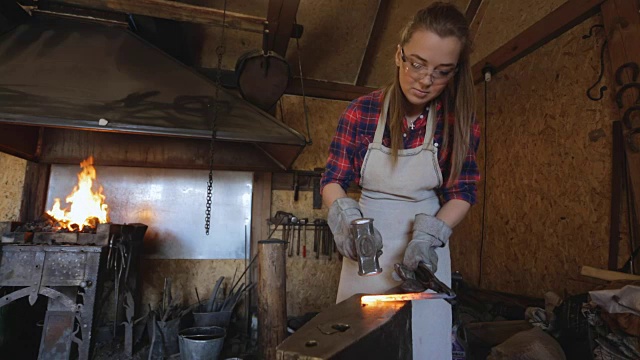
[372,93,390,144]
[422,102,437,150]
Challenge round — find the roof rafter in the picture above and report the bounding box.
[471,0,606,83]
[355,0,390,86]
[51,0,266,33]
[265,0,301,57]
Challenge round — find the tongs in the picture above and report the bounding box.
[394,262,456,302]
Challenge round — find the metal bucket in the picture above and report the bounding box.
[192,311,232,328]
[179,326,226,360]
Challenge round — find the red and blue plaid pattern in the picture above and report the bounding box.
[321,89,480,205]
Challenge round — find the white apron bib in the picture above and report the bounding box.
[335,93,452,359]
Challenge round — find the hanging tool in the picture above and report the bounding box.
[293,171,299,202]
[300,218,308,258]
[296,218,302,256]
[313,219,321,259]
[288,215,297,257]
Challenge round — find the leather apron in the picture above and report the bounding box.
[335,93,452,359]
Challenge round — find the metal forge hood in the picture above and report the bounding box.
[0,15,306,171]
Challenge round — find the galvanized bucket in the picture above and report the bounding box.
[192,311,232,328]
[178,326,226,360]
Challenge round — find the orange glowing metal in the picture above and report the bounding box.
[46,156,109,230]
[360,292,450,305]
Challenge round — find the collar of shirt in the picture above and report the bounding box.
[402,106,430,132]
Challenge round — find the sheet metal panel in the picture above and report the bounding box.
[46,165,252,259]
[0,16,306,145]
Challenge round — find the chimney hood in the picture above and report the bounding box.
[0,14,306,171]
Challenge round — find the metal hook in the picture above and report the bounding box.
[616,83,640,109]
[622,105,640,130]
[583,24,608,102]
[582,24,605,40]
[615,62,639,86]
[586,39,608,101]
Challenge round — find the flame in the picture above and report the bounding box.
[46,156,109,230]
[360,293,448,305]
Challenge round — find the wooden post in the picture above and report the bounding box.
[19,161,51,222]
[258,239,287,360]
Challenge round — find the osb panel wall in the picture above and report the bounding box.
[178,0,265,70]
[284,0,378,83]
[366,0,470,88]
[0,153,26,221]
[272,95,359,315]
[454,15,619,298]
[277,95,350,171]
[271,190,343,316]
[139,259,248,311]
[449,84,487,287]
[471,0,566,65]
[188,26,263,70]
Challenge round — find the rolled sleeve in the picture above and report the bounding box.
[438,119,481,205]
[320,101,361,193]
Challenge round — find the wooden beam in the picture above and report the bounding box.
[199,68,376,101]
[0,124,40,161]
[601,0,640,270]
[467,0,489,44]
[465,0,483,21]
[257,239,287,360]
[287,77,376,101]
[471,0,605,84]
[355,0,390,86]
[265,0,301,56]
[19,161,51,222]
[250,172,271,310]
[54,0,267,33]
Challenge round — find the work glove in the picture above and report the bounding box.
[328,197,382,261]
[402,213,452,274]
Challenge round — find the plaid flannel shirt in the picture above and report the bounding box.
[320,89,481,205]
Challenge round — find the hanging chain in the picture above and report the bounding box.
[205,0,228,235]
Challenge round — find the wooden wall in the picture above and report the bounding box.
[471,0,566,64]
[453,13,623,298]
[272,95,353,315]
[0,152,26,221]
[139,259,247,311]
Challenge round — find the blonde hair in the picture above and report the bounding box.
[385,2,475,186]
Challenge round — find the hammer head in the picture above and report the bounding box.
[350,218,383,276]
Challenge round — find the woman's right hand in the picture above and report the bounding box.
[327,197,363,261]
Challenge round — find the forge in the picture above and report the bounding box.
[0,156,148,359]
